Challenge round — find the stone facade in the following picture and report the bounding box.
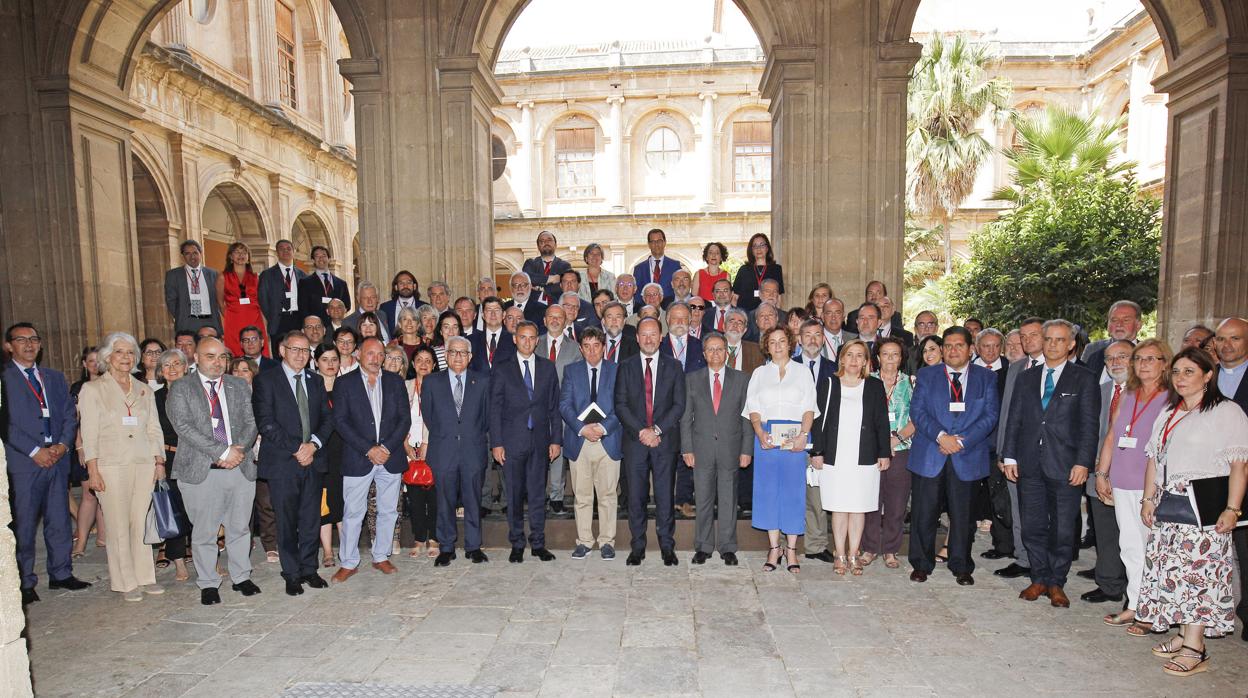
[0,445,33,698]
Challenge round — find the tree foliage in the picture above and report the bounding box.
[992,104,1131,204]
[947,168,1161,332]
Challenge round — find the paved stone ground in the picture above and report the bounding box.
[22,532,1248,697]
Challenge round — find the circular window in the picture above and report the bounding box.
[188,0,216,24]
[645,127,681,174]
[491,135,508,182]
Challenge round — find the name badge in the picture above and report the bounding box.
[321,296,332,304]
[40,406,51,418]
[753,290,761,298]
[239,297,251,305]
[121,416,139,426]
[286,290,297,300]
[212,418,221,429]
[1117,436,1138,449]
[949,402,966,412]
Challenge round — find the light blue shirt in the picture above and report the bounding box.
[1219,361,1246,401]
[281,363,322,448]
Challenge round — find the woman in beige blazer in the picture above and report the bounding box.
[79,332,166,600]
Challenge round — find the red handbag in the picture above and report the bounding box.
[403,458,434,488]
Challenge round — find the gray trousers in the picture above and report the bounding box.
[1007,479,1030,567]
[803,484,830,554]
[548,455,567,503]
[1088,496,1127,595]
[180,468,256,590]
[693,453,740,554]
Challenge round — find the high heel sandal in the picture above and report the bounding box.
[786,546,800,573]
[1162,645,1208,677]
[858,552,876,566]
[762,545,781,572]
[1151,635,1184,658]
[848,553,864,576]
[833,555,848,575]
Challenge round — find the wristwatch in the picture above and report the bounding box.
[1225,506,1243,516]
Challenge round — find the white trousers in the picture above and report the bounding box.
[1112,488,1149,610]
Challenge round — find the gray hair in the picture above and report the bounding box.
[976,327,1005,345]
[755,301,779,317]
[666,301,690,316]
[428,280,450,295]
[1107,300,1142,322]
[96,331,139,367]
[510,271,530,286]
[415,304,438,323]
[446,335,471,353]
[725,308,749,325]
[583,243,604,263]
[356,280,379,297]
[478,276,498,291]
[396,306,421,326]
[1041,318,1076,338]
[559,291,581,304]
[760,278,781,292]
[157,349,188,377]
[641,282,664,297]
[326,298,347,310]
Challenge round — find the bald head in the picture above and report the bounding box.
[195,338,229,379]
[1215,317,1248,368]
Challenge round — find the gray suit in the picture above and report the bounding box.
[996,355,1038,567]
[166,373,259,589]
[164,265,222,333]
[539,333,582,503]
[680,366,752,554]
[1087,380,1126,595]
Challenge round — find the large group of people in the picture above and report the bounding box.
[4,229,1247,679]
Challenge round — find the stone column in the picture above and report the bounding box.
[269,173,293,246]
[698,91,718,211]
[1153,45,1248,343]
[253,0,281,107]
[515,100,537,216]
[323,11,346,145]
[338,56,396,289]
[0,446,33,696]
[605,95,627,213]
[161,5,189,54]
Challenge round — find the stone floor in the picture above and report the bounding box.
[20,532,1248,698]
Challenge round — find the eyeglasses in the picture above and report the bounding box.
[143,350,163,357]
[9,336,41,345]
[284,346,311,355]
[689,305,706,310]
[446,350,470,357]
[241,336,261,344]
[1133,356,1166,364]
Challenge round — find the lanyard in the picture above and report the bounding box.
[21,370,46,409]
[1160,401,1198,451]
[186,267,201,293]
[1124,388,1161,436]
[943,365,964,401]
[754,263,767,288]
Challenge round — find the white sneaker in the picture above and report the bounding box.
[122,589,143,602]
[141,584,165,595]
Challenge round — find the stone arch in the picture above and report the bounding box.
[492,118,520,217]
[198,167,274,240]
[131,152,175,340]
[539,110,607,203]
[291,209,335,271]
[129,135,182,228]
[201,182,268,271]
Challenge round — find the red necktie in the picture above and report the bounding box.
[1110,383,1123,417]
[652,260,660,283]
[542,261,552,303]
[644,357,654,427]
[712,371,722,414]
[321,274,331,295]
[716,309,725,332]
[607,339,618,360]
[549,338,557,362]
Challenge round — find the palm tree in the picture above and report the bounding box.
[992,104,1132,203]
[907,34,1012,274]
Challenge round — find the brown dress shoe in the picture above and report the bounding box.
[1018,582,1048,601]
[331,566,358,584]
[1047,585,1070,608]
[372,560,398,574]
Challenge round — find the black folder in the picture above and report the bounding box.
[1189,476,1248,529]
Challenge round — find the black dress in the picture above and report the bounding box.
[732,263,785,312]
[69,379,88,483]
[321,387,345,525]
[155,386,192,560]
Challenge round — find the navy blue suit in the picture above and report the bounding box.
[421,369,491,551]
[503,298,549,328]
[490,355,563,549]
[560,360,623,462]
[470,328,516,374]
[659,334,706,374]
[907,362,1000,575]
[632,257,682,299]
[1221,367,1248,626]
[3,362,78,589]
[297,271,351,324]
[252,365,334,580]
[1002,361,1100,587]
[614,352,686,552]
[332,369,411,477]
[522,256,572,305]
[794,355,837,385]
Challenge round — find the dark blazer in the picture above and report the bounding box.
[164,265,222,332]
[908,363,1001,481]
[257,263,307,334]
[331,369,411,476]
[503,298,549,327]
[604,330,639,363]
[297,271,351,324]
[489,355,563,451]
[1002,361,1101,480]
[846,309,904,333]
[659,334,706,373]
[2,362,77,474]
[614,352,687,456]
[731,263,784,312]
[378,298,428,337]
[702,304,741,334]
[470,328,516,373]
[1081,338,1113,381]
[1219,366,1248,415]
[810,375,892,464]
[794,355,837,387]
[883,326,915,347]
[246,355,281,374]
[522,256,572,304]
[420,369,491,469]
[252,365,333,477]
[560,360,623,461]
[632,257,682,299]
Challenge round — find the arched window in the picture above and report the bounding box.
[275,1,298,110]
[732,121,771,193]
[555,126,595,198]
[188,0,215,23]
[645,127,681,174]
[491,135,508,181]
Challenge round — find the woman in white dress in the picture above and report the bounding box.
[810,340,892,575]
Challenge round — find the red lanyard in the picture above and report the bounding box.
[21,370,46,409]
[1124,388,1161,436]
[1160,401,1199,450]
[186,267,201,293]
[203,382,221,413]
[943,365,964,401]
[754,264,767,288]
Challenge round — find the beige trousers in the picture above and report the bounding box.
[96,462,158,592]
[570,440,620,548]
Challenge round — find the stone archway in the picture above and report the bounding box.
[201,182,268,270]
[132,153,175,341]
[291,209,334,272]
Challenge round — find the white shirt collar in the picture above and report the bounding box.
[1223,361,1246,376]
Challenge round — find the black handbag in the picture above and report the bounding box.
[1153,451,1197,526]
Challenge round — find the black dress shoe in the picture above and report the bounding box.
[434,551,456,567]
[284,579,304,596]
[661,549,678,566]
[980,549,1012,560]
[201,588,221,606]
[301,574,328,589]
[550,500,565,514]
[692,551,710,565]
[626,550,645,566]
[232,579,261,596]
[467,549,489,563]
[1080,534,1096,549]
[910,570,928,583]
[1080,588,1123,603]
[48,575,91,591]
[994,563,1030,578]
[509,548,524,563]
[804,550,835,563]
[20,587,39,605]
[532,548,556,562]
[1076,569,1096,580]
[955,573,975,586]
[722,552,739,566]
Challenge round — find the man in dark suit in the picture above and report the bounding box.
[330,337,411,582]
[876,297,914,346]
[164,240,221,334]
[615,318,687,566]
[681,332,752,565]
[1080,341,1132,603]
[702,278,739,335]
[560,292,598,343]
[342,281,391,342]
[1081,300,1142,383]
[1213,316,1248,640]
[994,317,1046,579]
[238,326,279,372]
[421,336,492,565]
[538,304,581,514]
[632,228,682,298]
[257,239,307,347]
[3,323,90,604]
[1003,319,1101,608]
[252,331,333,595]
[470,296,516,373]
[378,270,426,338]
[973,328,1013,560]
[846,280,904,333]
[505,272,549,326]
[794,319,838,561]
[559,271,598,325]
[601,302,639,363]
[490,321,562,563]
[907,327,1000,585]
[661,301,705,517]
[297,245,351,324]
[521,231,571,305]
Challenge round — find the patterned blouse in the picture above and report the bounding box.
[873,371,914,453]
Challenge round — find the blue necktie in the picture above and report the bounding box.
[523,359,534,429]
[25,368,51,444]
[1041,368,1056,410]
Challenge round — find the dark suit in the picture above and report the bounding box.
[632,257,682,299]
[503,298,549,327]
[3,362,78,589]
[258,263,307,346]
[252,365,333,581]
[1081,338,1113,382]
[1003,361,1100,588]
[244,355,280,374]
[702,304,740,335]
[297,270,351,324]
[1218,366,1248,627]
[522,256,572,305]
[490,355,562,549]
[615,352,686,552]
[421,369,491,551]
[470,328,516,374]
[680,367,751,554]
[660,333,704,506]
[604,330,639,363]
[164,265,222,333]
[378,298,428,337]
[980,359,1014,555]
